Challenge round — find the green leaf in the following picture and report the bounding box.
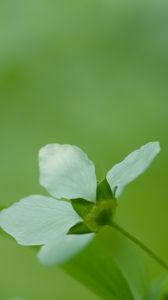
[148,274,168,300]
[96,178,115,201]
[62,226,149,300]
[102,227,149,300]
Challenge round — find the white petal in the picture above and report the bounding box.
[39,144,97,202]
[38,232,94,265]
[106,142,160,198]
[0,195,80,245]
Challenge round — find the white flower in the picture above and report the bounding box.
[0,142,160,265]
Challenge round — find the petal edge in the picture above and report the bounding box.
[0,195,80,245]
[38,233,94,265]
[106,142,160,198]
[39,144,97,202]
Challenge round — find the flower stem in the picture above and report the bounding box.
[110,222,168,271]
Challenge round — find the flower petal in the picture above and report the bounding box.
[38,232,94,265]
[106,142,160,198]
[39,144,97,202]
[0,195,80,245]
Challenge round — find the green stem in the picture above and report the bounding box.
[111,222,168,272]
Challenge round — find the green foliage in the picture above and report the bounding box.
[63,227,149,300]
[148,275,168,300]
[63,236,135,300]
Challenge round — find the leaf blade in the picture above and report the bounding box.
[63,233,135,300]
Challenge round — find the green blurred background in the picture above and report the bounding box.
[0,0,168,299]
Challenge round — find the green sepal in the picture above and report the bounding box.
[96,178,115,202]
[68,222,92,234]
[71,198,94,219]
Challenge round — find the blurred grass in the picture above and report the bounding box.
[0,0,168,299]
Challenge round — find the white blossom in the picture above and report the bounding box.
[0,142,160,265]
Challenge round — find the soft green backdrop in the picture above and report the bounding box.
[0,0,168,299]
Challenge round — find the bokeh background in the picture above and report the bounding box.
[0,0,168,299]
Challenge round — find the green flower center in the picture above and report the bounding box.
[68,198,117,235]
[68,179,117,235]
[84,199,116,232]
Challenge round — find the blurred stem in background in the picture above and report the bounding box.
[111,222,168,272]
